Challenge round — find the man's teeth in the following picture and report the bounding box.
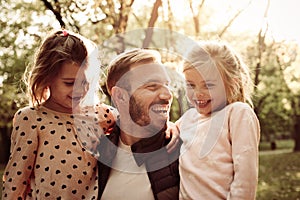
[151,106,168,113]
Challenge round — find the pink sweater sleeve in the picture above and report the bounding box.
[228,104,260,200]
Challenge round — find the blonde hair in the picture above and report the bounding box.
[24,29,101,107]
[183,40,253,106]
[106,48,162,95]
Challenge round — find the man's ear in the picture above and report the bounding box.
[111,86,128,104]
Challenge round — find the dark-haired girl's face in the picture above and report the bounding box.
[44,62,88,113]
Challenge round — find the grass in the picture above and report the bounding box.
[257,152,300,200]
[1,140,299,199]
[257,139,300,200]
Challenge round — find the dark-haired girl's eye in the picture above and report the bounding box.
[64,82,74,86]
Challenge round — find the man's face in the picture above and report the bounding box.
[122,63,173,134]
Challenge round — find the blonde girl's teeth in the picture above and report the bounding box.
[196,100,209,105]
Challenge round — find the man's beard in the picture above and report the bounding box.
[128,95,168,134]
[129,95,150,126]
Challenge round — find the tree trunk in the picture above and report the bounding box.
[142,0,162,48]
[0,126,11,164]
[294,116,300,152]
[188,0,205,37]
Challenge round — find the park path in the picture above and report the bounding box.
[259,148,293,156]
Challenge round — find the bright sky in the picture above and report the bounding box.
[36,0,299,45]
[22,0,300,46]
[233,0,300,44]
[270,0,300,44]
[166,0,300,44]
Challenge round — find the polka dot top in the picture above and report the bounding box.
[2,104,118,200]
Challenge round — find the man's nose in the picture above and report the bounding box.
[159,85,172,100]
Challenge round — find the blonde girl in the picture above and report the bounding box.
[177,40,260,199]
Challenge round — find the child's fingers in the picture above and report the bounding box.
[165,121,180,153]
[166,137,179,153]
[165,130,171,139]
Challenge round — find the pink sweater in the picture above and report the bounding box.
[177,102,260,200]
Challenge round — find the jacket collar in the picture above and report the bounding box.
[131,128,167,166]
[109,121,169,166]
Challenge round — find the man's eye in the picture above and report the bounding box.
[146,83,159,90]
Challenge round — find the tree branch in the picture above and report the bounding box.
[40,0,65,28]
[219,0,253,37]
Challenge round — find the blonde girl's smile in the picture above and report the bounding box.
[194,99,211,108]
[184,66,227,116]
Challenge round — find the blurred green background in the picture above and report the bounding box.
[1,0,300,199]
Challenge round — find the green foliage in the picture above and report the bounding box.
[246,40,298,141]
[0,0,35,126]
[0,85,27,127]
[0,0,58,127]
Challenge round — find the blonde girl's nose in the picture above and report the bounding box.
[193,89,206,98]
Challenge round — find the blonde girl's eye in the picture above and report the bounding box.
[206,83,215,89]
[186,82,195,89]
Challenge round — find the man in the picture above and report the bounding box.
[98,48,180,199]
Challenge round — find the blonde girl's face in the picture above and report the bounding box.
[45,62,88,113]
[184,66,227,116]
